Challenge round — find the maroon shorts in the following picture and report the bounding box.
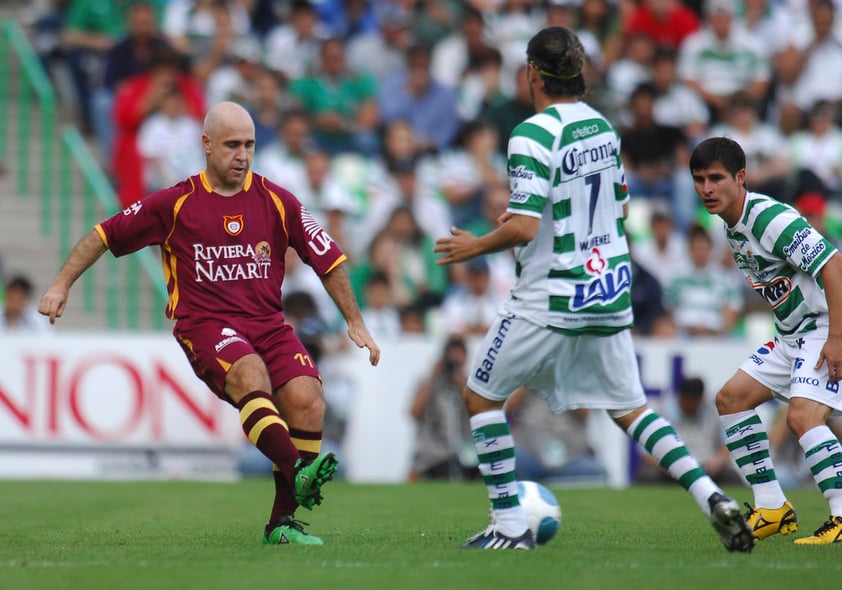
[173,314,321,404]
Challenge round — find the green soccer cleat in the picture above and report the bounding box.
[294,451,339,510]
[744,501,798,540]
[262,516,324,545]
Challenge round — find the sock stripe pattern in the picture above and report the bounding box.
[289,428,322,461]
[240,395,289,444]
[471,412,520,511]
[801,428,842,495]
[237,391,297,476]
[723,412,777,485]
[629,409,705,490]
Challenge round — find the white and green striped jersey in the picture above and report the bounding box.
[500,101,631,335]
[726,191,838,336]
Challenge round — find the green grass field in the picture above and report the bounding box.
[0,480,838,590]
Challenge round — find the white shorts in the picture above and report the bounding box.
[739,329,842,412]
[466,314,647,414]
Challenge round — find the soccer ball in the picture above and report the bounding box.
[517,480,562,545]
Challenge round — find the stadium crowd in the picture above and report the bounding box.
[21,0,842,483]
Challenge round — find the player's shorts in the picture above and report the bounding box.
[739,328,842,412]
[466,314,647,414]
[173,314,320,405]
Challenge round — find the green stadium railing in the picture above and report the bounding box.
[1,17,168,331]
[0,17,57,234]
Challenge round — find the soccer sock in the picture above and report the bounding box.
[627,409,720,517]
[470,409,528,537]
[720,410,787,508]
[798,425,842,516]
[268,428,324,524]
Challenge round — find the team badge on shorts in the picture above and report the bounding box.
[223,214,244,236]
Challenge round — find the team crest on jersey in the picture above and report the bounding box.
[223,214,244,236]
[254,241,271,260]
[733,244,760,274]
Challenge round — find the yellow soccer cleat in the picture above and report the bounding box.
[794,516,842,545]
[744,501,798,540]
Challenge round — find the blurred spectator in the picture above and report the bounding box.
[740,0,795,60]
[204,36,264,107]
[543,1,605,75]
[263,0,328,83]
[633,206,689,287]
[439,257,503,336]
[247,69,289,151]
[162,0,251,59]
[436,118,507,227]
[346,3,413,82]
[410,0,463,47]
[774,0,842,135]
[360,270,402,339]
[664,223,744,337]
[650,47,710,144]
[31,0,71,81]
[710,91,792,201]
[629,243,676,337]
[409,335,477,481]
[0,275,54,335]
[793,192,841,247]
[399,302,428,334]
[677,0,770,123]
[789,100,842,200]
[430,6,494,89]
[61,0,162,135]
[457,46,505,121]
[137,88,205,192]
[462,181,517,299]
[486,0,545,97]
[93,1,170,156]
[378,44,461,154]
[623,0,700,52]
[350,229,415,309]
[636,377,741,485]
[606,32,655,107]
[619,82,695,229]
[112,47,205,207]
[289,36,380,155]
[481,64,535,157]
[578,0,624,72]
[382,205,448,309]
[507,389,607,484]
[314,0,379,42]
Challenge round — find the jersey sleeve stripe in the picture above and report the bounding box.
[94,224,109,249]
[772,218,810,258]
[512,121,557,151]
[508,153,550,180]
[510,195,546,214]
[750,203,789,242]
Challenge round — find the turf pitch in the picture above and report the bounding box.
[0,480,838,590]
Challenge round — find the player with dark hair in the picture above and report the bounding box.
[434,27,753,552]
[690,136,842,544]
[39,101,380,545]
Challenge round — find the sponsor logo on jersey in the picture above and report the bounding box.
[509,165,534,181]
[756,340,776,355]
[571,260,631,310]
[301,208,334,256]
[584,247,606,276]
[122,201,143,216]
[223,214,244,236]
[750,276,792,308]
[571,123,601,139]
[215,328,247,352]
[783,228,811,257]
[254,241,271,261]
[560,142,617,176]
[510,191,530,204]
[799,242,826,271]
[791,376,820,386]
[473,317,512,383]
[193,242,271,282]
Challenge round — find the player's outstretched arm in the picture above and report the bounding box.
[816,253,842,380]
[433,214,540,265]
[319,264,380,366]
[38,229,108,324]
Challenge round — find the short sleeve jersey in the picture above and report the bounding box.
[501,101,631,335]
[727,191,837,336]
[96,171,346,321]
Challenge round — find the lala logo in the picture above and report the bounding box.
[223,214,244,236]
[585,247,606,276]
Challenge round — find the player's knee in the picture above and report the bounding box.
[225,354,271,401]
[786,398,831,438]
[462,387,501,416]
[714,387,733,414]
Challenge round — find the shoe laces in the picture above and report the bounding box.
[277,517,311,533]
[743,503,757,520]
[811,517,842,537]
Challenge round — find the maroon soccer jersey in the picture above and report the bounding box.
[96,171,346,320]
